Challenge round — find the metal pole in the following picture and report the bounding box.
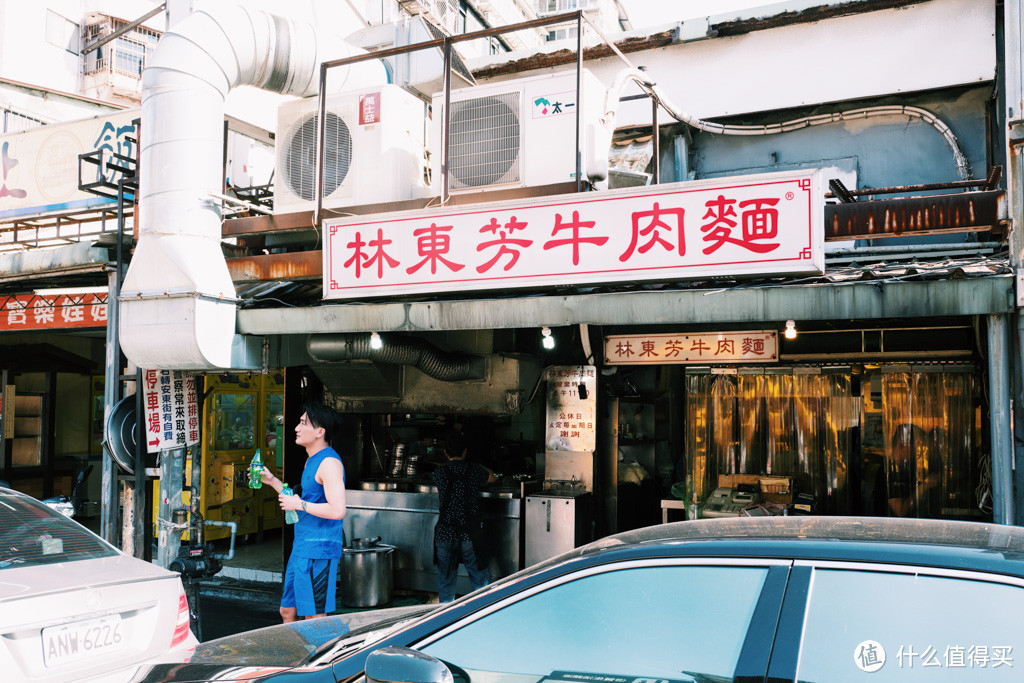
[315,62,328,226]
[134,369,148,560]
[989,314,1014,525]
[157,446,186,569]
[1003,0,1024,524]
[100,178,128,544]
[575,13,582,192]
[651,96,660,184]
[442,37,452,203]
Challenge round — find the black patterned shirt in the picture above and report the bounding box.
[434,460,489,544]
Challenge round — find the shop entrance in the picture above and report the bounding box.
[684,365,983,520]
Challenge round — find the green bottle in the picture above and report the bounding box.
[282,485,299,524]
[248,449,263,489]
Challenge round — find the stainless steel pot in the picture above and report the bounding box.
[350,536,381,550]
[360,480,398,491]
[480,487,517,499]
[341,542,394,607]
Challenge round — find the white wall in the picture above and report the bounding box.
[473,0,996,129]
[0,1,84,93]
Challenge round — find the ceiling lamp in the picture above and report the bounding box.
[369,332,383,350]
[541,327,555,349]
[784,320,797,340]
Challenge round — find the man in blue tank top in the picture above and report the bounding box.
[261,401,346,622]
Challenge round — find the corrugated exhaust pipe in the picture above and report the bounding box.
[308,334,485,382]
[119,5,386,369]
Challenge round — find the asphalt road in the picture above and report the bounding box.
[192,583,283,642]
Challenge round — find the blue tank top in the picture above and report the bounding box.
[292,446,346,559]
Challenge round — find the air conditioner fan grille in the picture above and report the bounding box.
[449,92,520,189]
[284,112,352,202]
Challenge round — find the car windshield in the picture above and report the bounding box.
[0,491,116,568]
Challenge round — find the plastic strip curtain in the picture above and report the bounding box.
[880,371,976,518]
[686,372,854,512]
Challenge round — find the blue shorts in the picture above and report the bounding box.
[282,555,339,617]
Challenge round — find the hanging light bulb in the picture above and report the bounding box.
[784,320,797,340]
[541,327,555,349]
[369,332,383,350]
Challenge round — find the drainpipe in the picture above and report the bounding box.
[990,315,1014,525]
[119,5,386,370]
[1005,0,1024,522]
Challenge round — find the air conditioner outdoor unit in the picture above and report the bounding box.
[274,84,433,214]
[431,69,609,194]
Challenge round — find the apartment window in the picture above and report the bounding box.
[114,35,148,76]
[46,10,80,54]
[82,17,159,78]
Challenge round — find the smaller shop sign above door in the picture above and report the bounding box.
[604,331,778,365]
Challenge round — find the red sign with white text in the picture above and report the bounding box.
[1,293,107,331]
[359,93,380,125]
[323,170,824,300]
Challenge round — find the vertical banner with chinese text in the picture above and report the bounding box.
[141,370,200,453]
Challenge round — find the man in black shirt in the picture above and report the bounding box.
[433,430,495,602]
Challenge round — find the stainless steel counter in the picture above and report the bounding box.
[343,488,522,595]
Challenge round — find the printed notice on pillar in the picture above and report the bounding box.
[544,366,597,452]
[142,370,200,453]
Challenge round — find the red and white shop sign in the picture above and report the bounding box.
[359,93,380,125]
[604,331,778,365]
[323,169,824,300]
[141,370,199,453]
[1,293,107,331]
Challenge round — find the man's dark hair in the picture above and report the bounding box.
[303,401,340,445]
[444,430,467,459]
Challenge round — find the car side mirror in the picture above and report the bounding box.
[365,646,454,683]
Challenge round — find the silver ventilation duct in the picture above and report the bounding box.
[308,333,485,382]
[119,5,386,370]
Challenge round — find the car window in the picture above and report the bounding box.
[0,493,116,568]
[797,568,1024,681]
[420,564,769,683]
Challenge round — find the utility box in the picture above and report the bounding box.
[525,491,592,566]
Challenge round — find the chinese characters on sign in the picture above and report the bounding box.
[532,89,577,118]
[1,110,137,218]
[604,331,778,365]
[544,366,597,452]
[1,293,107,331]
[142,370,200,454]
[323,170,824,300]
[359,92,380,125]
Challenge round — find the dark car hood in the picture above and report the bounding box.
[132,604,439,682]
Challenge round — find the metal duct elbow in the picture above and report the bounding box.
[308,334,484,382]
[119,5,387,370]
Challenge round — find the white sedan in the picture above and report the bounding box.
[0,486,197,682]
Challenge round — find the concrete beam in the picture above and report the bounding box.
[237,274,1014,335]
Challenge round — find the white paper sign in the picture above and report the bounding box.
[323,169,823,300]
